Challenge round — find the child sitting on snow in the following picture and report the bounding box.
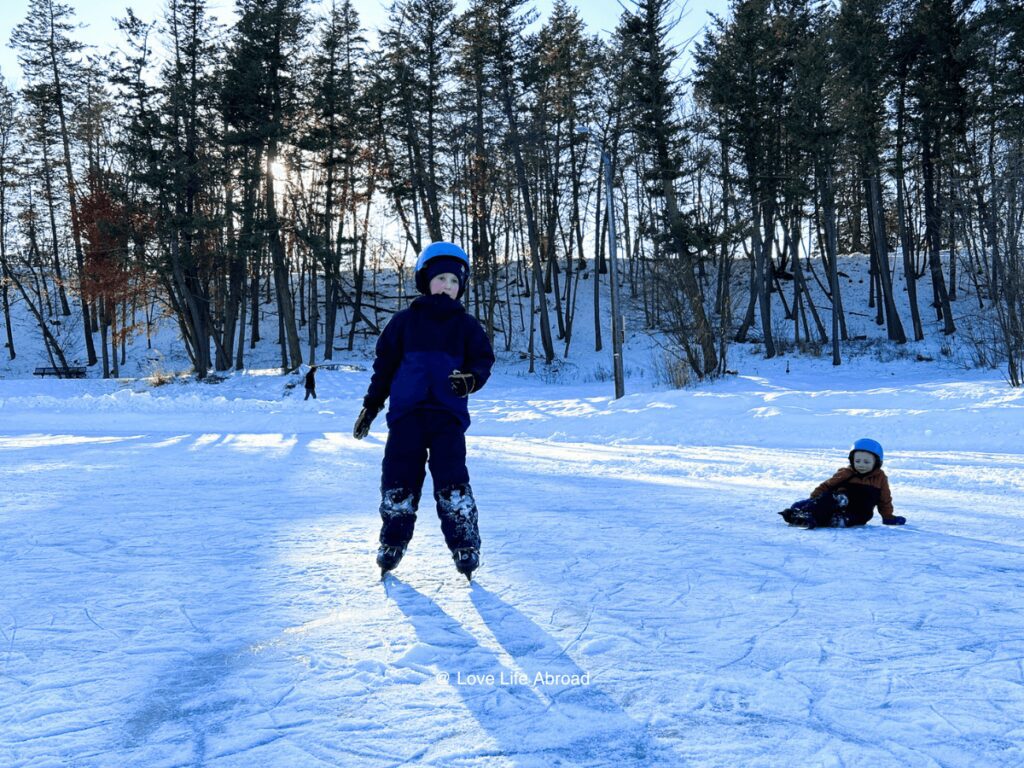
[352,241,495,580]
[780,438,906,528]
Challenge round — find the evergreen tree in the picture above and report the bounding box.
[694,0,782,358]
[222,0,305,370]
[474,0,556,364]
[450,1,501,335]
[898,0,967,334]
[159,0,223,376]
[0,75,17,360]
[10,0,98,364]
[378,0,457,247]
[224,0,308,371]
[295,0,369,358]
[624,0,717,376]
[530,0,601,346]
[833,0,908,342]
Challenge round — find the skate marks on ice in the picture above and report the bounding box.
[465,439,1024,767]
[385,577,672,767]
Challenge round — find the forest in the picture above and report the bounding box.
[0,0,1022,385]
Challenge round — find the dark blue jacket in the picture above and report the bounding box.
[363,294,495,430]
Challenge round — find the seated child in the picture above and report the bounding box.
[780,438,906,528]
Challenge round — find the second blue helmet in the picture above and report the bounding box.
[849,437,884,467]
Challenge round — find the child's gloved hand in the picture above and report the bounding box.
[353,405,379,440]
[449,370,476,398]
[882,516,906,525]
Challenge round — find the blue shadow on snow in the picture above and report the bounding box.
[388,577,674,767]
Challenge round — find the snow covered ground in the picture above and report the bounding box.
[2,360,1023,767]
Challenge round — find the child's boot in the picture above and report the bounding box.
[780,507,815,528]
[436,483,482,580]
[452,548,480,580]
[377,544,406,577]
[377,488,417,577]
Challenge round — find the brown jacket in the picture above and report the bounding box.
[811,466,895,521]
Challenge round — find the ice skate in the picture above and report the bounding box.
[452,547,479,581]
[780,507,815,529]
[377,544,406,578]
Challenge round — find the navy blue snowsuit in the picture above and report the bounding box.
[363,293,495,554]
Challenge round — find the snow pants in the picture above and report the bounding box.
[781,490,873,529]
[377,409,481,553]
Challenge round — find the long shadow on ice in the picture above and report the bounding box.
[389,577,673,767]
[470,584,673,767]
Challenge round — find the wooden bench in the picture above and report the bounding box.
[33,366,87,378]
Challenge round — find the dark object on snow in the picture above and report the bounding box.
[800,437,904,525]
[810,467,897,523]
[782,443,905,528]
[374,412,483,576]
[304,366,317,400]
[34,366,86,378]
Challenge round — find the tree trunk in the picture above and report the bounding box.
[818,169,843,365]
[865,173,907,342]
[894,79,924,340]
[922,132,956,334]
[50,40,97,365]
[499,78,554,364]
[265,148,303,369]
[39,142,72,316]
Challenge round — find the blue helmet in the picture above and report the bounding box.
[849,437,884,468]
[414,241,470,298]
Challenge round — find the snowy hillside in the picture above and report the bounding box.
[0,247,1008,386]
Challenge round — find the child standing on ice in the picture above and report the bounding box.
[780,438,907,529]
[352,241,495,580]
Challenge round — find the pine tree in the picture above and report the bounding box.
[694,0,779,358]
[392,0,455,242]
[530,0,601,348]
[159,0,223,377]
[0,75,17,360]
[481,0,555,364]
[624,0,717,376]
[450,1,499,333]
[899,0,967,335]
[10,0,98,364]
[832,0,907,342]
[224,0,307,371]
[298,0,367,358]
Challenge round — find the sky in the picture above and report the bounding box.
[0,0,726,88]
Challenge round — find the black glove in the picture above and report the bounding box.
[449,370,476,398]
[882,515,906,526]
[353,405,379,440]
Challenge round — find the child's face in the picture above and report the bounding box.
[852,451,877,474]
[429,272,460,300]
